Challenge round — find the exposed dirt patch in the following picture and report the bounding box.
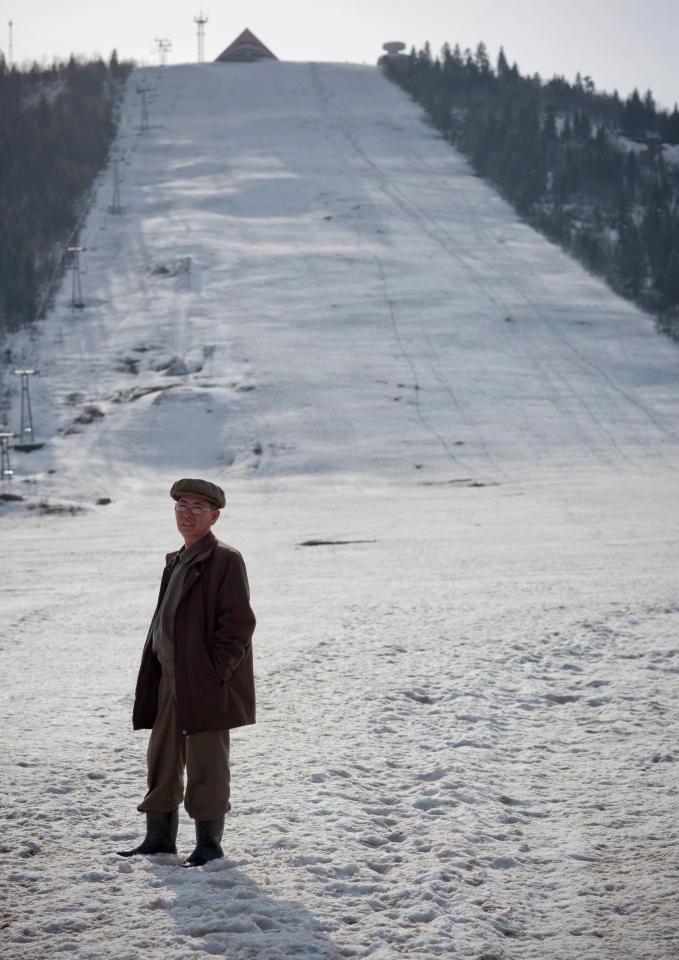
[73,405,105,425]
[419,479,499,488]
[27,500,86,515]
[110,384,180,404]
[298,538,377,547]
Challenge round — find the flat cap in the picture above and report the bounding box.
[170,478,225,509]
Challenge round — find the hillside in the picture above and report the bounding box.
[382,44,679,338]
[2,62,678,960]
[0,54,131,331]
[3,60,679,500]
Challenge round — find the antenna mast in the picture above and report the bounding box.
[194,12,208,64]
[8,20,13,67]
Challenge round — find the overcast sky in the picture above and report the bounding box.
[4,0,678,109]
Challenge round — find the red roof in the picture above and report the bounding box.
[216,28,278,62]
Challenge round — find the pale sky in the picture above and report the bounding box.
[3,0,678,109]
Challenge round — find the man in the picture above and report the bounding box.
[118,478,256,867]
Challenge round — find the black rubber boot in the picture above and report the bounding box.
[183,816,224,868]
[117,809,179,857]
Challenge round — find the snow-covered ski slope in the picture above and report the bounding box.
[2,63,679,960]
[9,60,679,493]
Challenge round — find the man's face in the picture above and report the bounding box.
[174,494,219,544]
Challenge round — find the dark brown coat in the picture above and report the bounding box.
[132,532,256,735]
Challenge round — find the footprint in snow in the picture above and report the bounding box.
[403,689,436,705]
[416,767,449,782]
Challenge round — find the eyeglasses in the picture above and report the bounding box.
[174,499,213,515]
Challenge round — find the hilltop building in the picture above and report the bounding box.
[378,41,407,74]
[216,29,278,63]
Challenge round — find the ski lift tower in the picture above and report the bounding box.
[0,430,14,481]
[137,83,150,132]
[13,368,43,451]
[154,37,172,66]
[110,155,122,214]
[67,245,85,309]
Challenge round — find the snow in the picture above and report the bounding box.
[662,143,679,167]
[2,62,679,959]
[615,134,651,155]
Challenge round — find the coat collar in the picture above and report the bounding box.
[164,530,217,569]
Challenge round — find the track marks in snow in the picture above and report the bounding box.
[13,62,679,499]
[240,589,679,958]
[3,61,679,960]
[310,62,679,475]
[2,532,678,959]
[396,130,673,460]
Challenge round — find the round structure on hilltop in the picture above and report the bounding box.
[382,42,406,56]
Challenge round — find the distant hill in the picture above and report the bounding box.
[382,43,679,339]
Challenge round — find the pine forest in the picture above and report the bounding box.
[0,53,131,333]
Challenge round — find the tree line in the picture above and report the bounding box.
[381,43,679,339]
[0,53,132,333]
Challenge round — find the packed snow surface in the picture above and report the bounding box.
[2,62,679,959]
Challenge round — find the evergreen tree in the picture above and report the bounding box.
[621,89,647,138]
[475,42,491,78]
[664,106,679,144]
[660,249,679,304]
[643,89,657,131]
[497,47,510,79]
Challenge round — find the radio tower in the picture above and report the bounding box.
[194,12,208,63]
[8,20,13,67]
